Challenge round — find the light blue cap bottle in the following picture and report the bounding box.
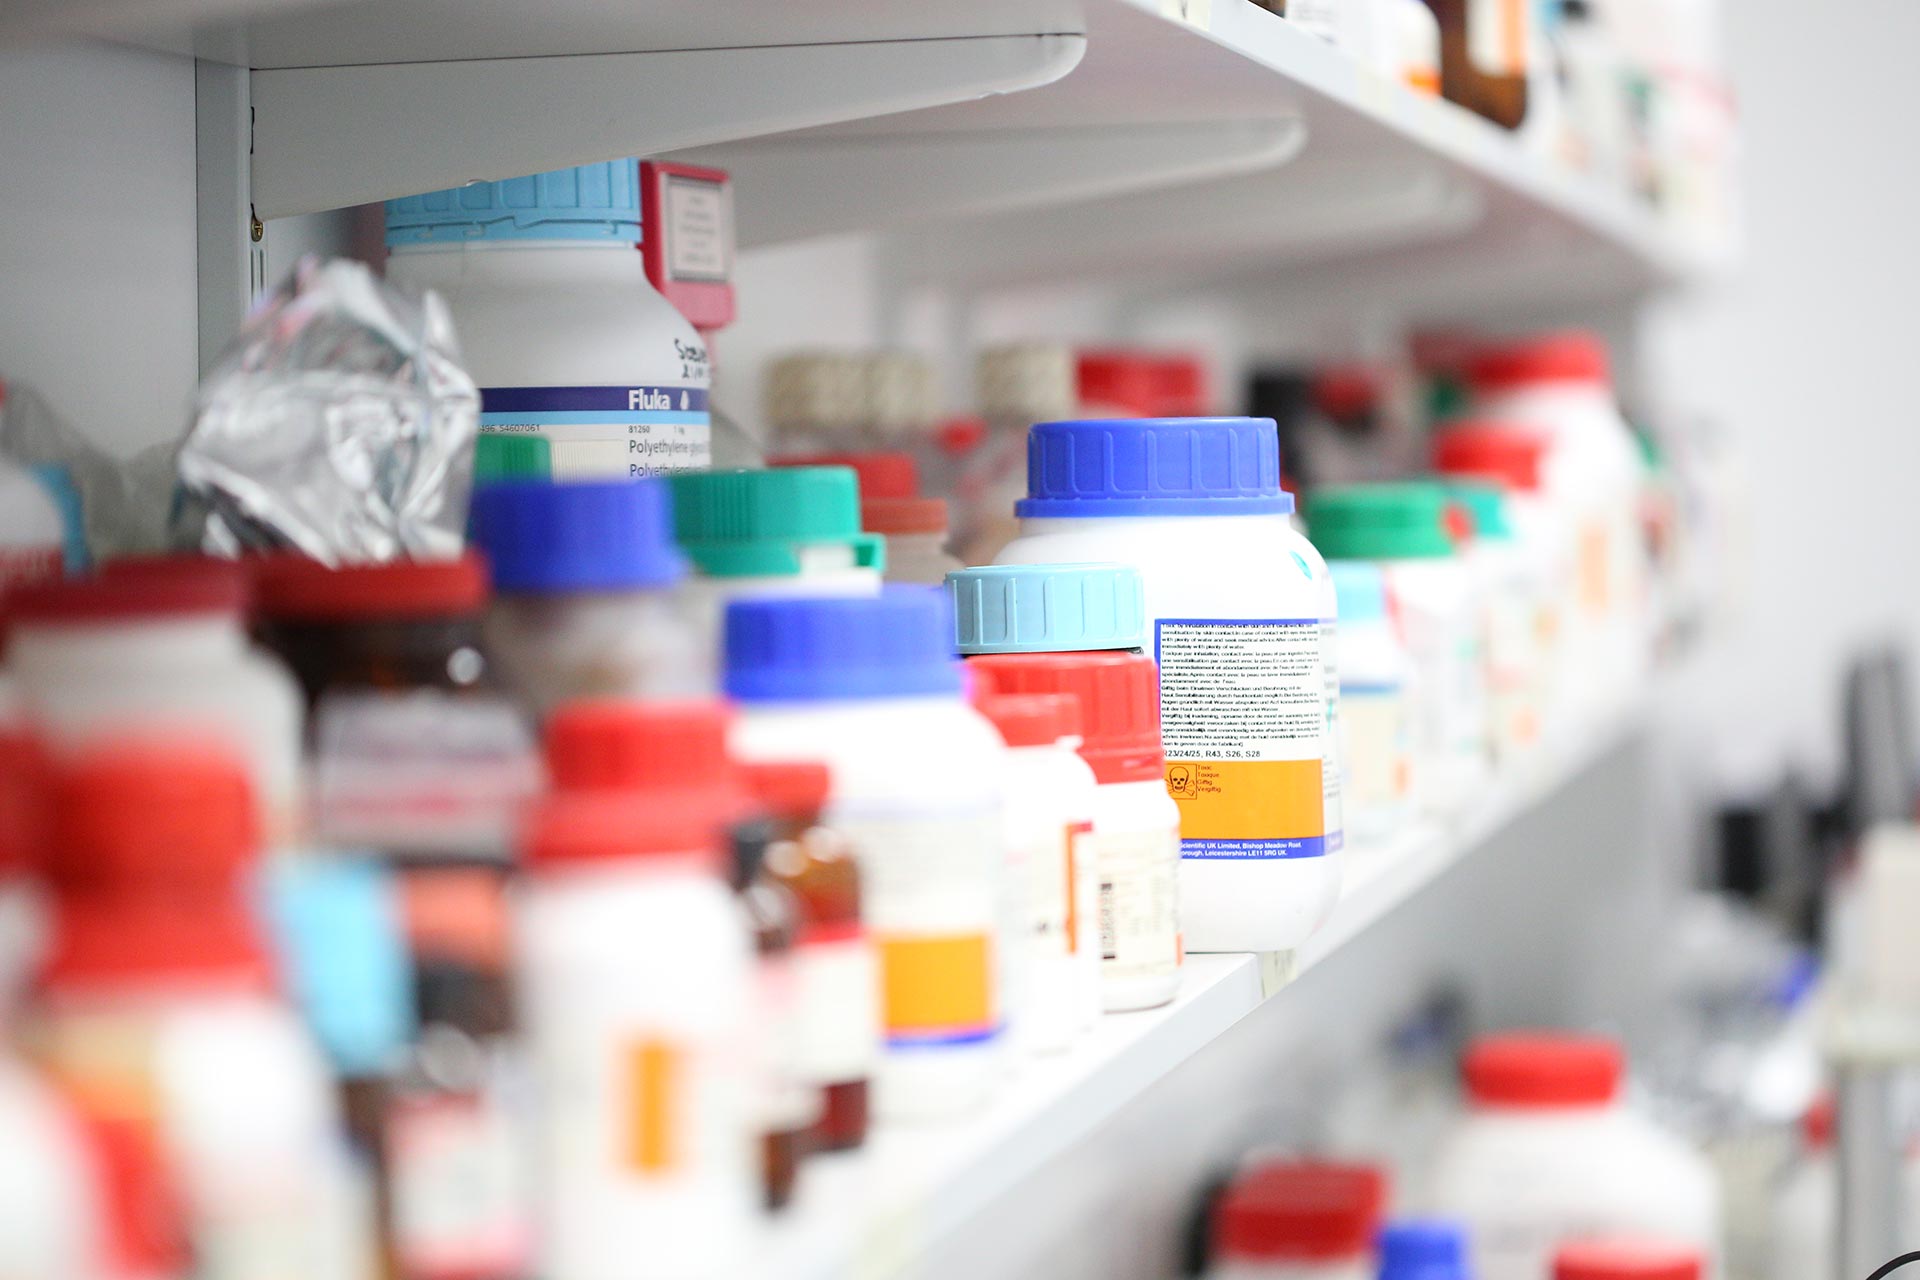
[385,161,642,247]
[259,859,416,1077]
[1329,560,1390,624]
[945,562,1146,654]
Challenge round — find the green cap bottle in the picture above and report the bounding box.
[667,467,886,578]
[1304,482,1457,560]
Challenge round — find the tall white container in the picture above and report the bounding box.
[517,777,757,1280]
[385,162,712,479]
[724,588,1008,1120]
[1464,334,1649,701]
[995,417,1341,953]
[1428,1033,1720,1280]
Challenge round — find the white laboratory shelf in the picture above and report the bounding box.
[756,699,1648,1279]
[33,0,1727,305]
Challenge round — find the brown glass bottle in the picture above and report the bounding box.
[248,553,538,866]
[1429,0,1529,129]
[730,819,808,1211]
[743,761,874,1153]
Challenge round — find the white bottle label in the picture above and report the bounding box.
[1025,822,1073,961]
[312,690,540,862]
[791,930,880,1085]
[755,952,819,1132]
[1085,825,1181,984]
[479,384,712,479]
[1468,0,1530,76]
[831,805,1003,1050]
[1286,0,1344,42]
[1321,615,1344,854]
[388,1089,531,1279]
[662,177,733,284]
[1340,681,1413,823]
[1156,618,1329,859]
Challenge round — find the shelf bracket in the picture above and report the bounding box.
[677,119,1306,249]
[249,33,1086,219]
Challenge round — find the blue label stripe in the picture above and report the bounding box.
[1341,681,1406,696]
[886,1024,1003,1050]
[479,411,709,426]
[480,385,709,414]
[1181,835,1329,860]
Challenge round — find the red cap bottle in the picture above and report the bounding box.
[967,652,1161,785]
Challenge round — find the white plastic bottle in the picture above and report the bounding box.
[996,417,1340,953]
[770,450,962,585]
[1428,1033,1720,1280]
[7,558,304,840]
[1433,424,1572,740]
[976,693,1103,1051]
[33,743,355,1280]
[1448,481,1543,759]
[1328,562,1415,846]
[0,456,65,592]
[1464,334,1648,701]
[971,651,1182,1013]
[467,477,710,713]
[724,588,1008,1120]
[1306,484,1487,816]
[1205,1161,1386,1280]
[384,162,712,479]
[666,466,884,672]
[517,771,757,1280]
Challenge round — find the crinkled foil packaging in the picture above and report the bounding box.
[179,256,478,563]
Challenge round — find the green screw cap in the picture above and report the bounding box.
[1305,482,1457,561]
[667,467,886,578]
[473,433,552,484]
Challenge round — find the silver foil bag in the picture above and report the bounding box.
[180,256,478,563]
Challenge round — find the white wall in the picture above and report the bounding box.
[0,41,200,456]
[1648,0,1920,790]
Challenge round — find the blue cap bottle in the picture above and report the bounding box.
[1378,1220,1473,1280]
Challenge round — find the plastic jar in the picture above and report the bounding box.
[667,467,884,655]
[251,553,539,864]
[1306,484,1486,816]
[517,766,756,1280]
[32,744,356,1280]
[1554,1240,1704,1280]
[1448,481,1543,759]
[1428,1033,1720,1280]
[996,417,1341,953]
[969,651,1181,1012]
[771,450,962,585]
[384,162,715,479]
[7,559,304,839]
[976,693,1102,1052]
[1433,424,1568,739]
[1206,1161,1387,1280]
[723,588,1007,1121]
[742,760,878,1153]
[1378,1221,1472,1280]
[0,456,65,593]
[541,697,814,1214]
[468,478,708,712]
[1464,334,1648,699]
[948,560,1144,1021]
[1328,562,1414,846]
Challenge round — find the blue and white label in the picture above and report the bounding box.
[480,385,711,478]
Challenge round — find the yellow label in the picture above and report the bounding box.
[1579,520,1611,615]
[878,933,995,1043]
[1165,758,1325,854]
[622,1039,680,1174]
